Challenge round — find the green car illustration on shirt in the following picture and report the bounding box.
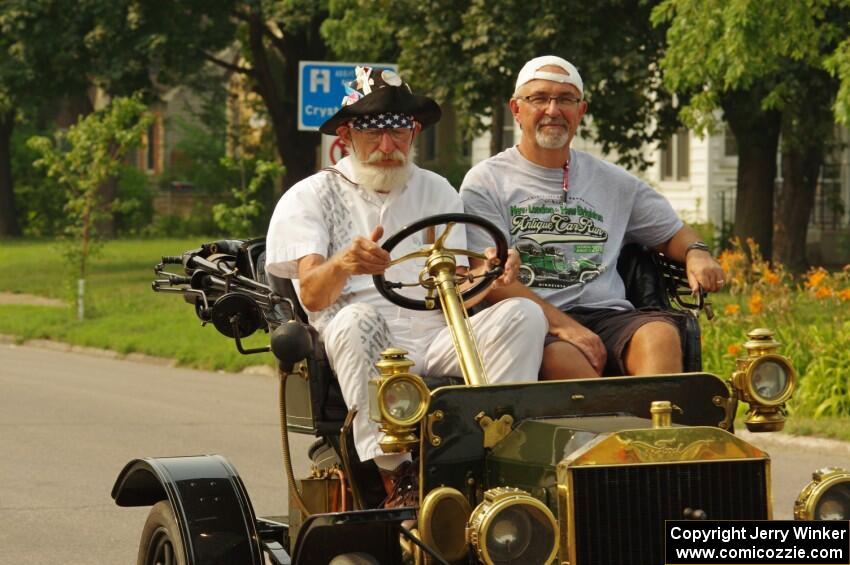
[515,234,604,288]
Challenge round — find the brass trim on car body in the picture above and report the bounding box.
[713,392,737,430]
[475,412,514,449]
[420,486,472,563]
[555,426,773,565]
[425,409,444,447]
[561,426,768,467]
[556,483,571,565]
[794,467,850,520]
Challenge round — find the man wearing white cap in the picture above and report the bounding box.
[461,56,725,380]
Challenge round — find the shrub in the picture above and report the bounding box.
[115,166,155,235]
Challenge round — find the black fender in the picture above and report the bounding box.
[111,455,264,565]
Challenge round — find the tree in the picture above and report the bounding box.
[86,0,330,193]
[0,0,92,236]
[28,97,152,318]
[0,0,237,237]
[653,0,850,269]
[188,1,327,191]
[323,0,681,170]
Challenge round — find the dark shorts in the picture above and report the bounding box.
[544,307,686,376]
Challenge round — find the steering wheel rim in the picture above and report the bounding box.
[373,213,508,311]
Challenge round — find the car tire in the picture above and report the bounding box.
[518,264,535,286]
[137,500,186,565]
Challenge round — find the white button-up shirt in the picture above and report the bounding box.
[265,157,468,338]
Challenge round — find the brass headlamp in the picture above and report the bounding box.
[730,328,795,432]
[794,467,850,520]
[466,487,559,565]
[368,348,430,453]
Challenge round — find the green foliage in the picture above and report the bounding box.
[162,116,231,196]
[10,124,67,237]
[114,166,155,236]
[793,323,850,417]
[146,210,219,239]
[652,0,849,131]
[27,96,153,280]
[0,0,238,236]
[826,35,850,123]
[213,157,284,237]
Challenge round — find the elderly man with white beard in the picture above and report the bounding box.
[264,67,547,508]
[461,56,725,381]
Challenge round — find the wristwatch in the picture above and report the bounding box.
[685,241,711,255]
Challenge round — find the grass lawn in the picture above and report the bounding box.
[0,238,273,372]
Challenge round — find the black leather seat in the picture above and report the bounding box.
[616,243,704,372]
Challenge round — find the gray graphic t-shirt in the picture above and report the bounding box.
[461,147,682,311]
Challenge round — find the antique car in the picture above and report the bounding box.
[515,234,602,288]
[111,213,850,565]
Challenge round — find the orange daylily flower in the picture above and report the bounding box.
[805,269,828,289]
[724,304,740,315]
[727,344,741,357]
[763,268,780,285]
[748,291,763,315]
[815,286,834,299]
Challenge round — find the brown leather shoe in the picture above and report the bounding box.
[379,460,419,508]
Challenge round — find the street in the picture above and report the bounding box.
[2,342,850,564]
[0,342,311,565]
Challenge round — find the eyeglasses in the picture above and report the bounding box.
[517,95,582,109]
[355,128,413,143]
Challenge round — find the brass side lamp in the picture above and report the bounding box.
[729,328,795,432]
[368,348,431,453]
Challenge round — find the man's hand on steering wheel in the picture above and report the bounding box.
[469,248,520,289]
[335,225,390,275]
[373,213,508,311]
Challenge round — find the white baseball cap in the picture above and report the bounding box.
[514,55,583,98]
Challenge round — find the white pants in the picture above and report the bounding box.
[323,298,547,462]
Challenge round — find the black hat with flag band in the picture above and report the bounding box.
[319,66,441,135]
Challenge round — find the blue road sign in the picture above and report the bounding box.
[298,61,398,131]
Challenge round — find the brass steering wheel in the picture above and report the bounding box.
[372,213,508,311]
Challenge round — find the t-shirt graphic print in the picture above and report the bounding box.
[509,195,607,289]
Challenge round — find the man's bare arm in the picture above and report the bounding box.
[298,226,389,311]
[654,225,725,293]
